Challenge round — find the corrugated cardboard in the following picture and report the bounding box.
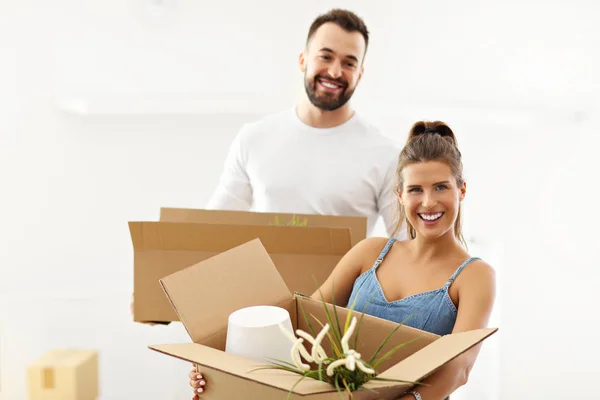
[159,208,367,246]
[129,221,354,323]
[148,239,498,400]
[27,349,98,400]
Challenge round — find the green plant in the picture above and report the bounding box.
[271,215,309,227]
[251,286,423,398]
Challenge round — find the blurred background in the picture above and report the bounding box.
[1,0,599,399]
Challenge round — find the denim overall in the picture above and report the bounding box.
[347,238,480,399]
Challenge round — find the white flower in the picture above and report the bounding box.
[326,317,375,377]
[296,324,329,363]
[290,338,311,371]
[278,317,375,377]
[279,323,331,370]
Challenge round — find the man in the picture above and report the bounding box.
[206,8,403,238]
[188,9,405,398]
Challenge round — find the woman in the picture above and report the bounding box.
[189,121,496,400]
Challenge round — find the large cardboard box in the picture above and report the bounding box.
[130,221,354,324]
[148,239,498,400]
[159,208,368,246]
[27,349,98,400]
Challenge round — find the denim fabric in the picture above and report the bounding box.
[347,238,480,400]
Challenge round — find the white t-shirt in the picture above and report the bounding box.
[207,107,404,238]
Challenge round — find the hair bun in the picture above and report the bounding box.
[406,121,458,147]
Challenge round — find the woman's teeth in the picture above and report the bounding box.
[419,212,443,221]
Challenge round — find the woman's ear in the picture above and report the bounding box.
[459,181,467,201]
[397,188,403,204]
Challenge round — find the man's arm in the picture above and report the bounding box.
[206,125,253,210]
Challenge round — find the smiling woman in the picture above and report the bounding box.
[310,120,496,400]
[393,121,466,246]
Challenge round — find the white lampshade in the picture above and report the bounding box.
[225,306,294,365]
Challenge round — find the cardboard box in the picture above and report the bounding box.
[148,239,498,400]
[159,208,368,246]
[130,221,354,323]
[27,349,98,400]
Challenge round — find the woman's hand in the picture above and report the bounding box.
[189,365,206,398]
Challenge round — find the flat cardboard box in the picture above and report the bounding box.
[159,208,368,246]
[148,239,498,400]
[129,221,354,324]
[27,349,98,400]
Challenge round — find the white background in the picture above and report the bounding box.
[1,0,599,399]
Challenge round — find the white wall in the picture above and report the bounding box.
[1,0,599,399]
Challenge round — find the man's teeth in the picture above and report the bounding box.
[320,81,340,89]
[420,212,443,221]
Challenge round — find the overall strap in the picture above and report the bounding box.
[372,238,397,270]
[444,257,481,288]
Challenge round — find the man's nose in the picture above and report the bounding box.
[327,62,342,79]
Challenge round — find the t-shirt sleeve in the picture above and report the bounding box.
[205,124,253,210]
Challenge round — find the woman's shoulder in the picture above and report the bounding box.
[351,237,402,273]
[353,236,394,254]
[456,256,496,288]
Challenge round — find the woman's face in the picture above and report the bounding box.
[399,160,466,240]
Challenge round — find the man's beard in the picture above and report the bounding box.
[304,73,355,111]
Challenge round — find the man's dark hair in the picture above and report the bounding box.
[306,9,369,51]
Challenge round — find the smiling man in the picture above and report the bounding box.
[206,8,403,238]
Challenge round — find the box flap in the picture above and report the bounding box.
[375,328,498,383]
[129,221,351,255]
[148,343,335,395]
[159,207,367,245]
[159,239,292,344]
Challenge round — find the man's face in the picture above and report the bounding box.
[300,23,366,111]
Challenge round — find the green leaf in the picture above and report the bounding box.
[344,287,360,335]
[342,377,352,395]
[372,336,421,369]
[297,298,316,337]
[312,277,343,347]
[310,314,341,357]
[353,290,377,350]
[248,365,302,374]
[368,313,415,365]
[263,357,302,370]
[334,376,344,400]
[287,374,309,399]
[329,279,344,342]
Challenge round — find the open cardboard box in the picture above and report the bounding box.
[149,239,498,400]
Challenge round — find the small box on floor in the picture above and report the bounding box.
[27,349,98,400]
